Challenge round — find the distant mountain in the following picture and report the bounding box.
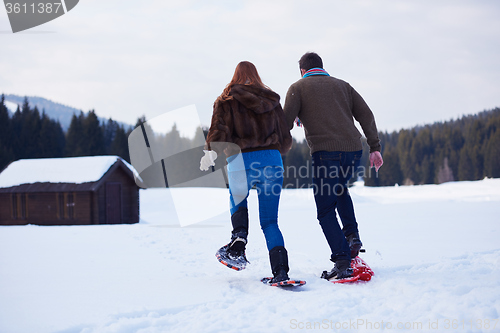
[3,94,132,131]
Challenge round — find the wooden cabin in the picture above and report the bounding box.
[0,156,141,225]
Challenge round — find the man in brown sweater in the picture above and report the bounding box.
[283,52,383,280]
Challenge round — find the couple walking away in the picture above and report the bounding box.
[200,52,384,285]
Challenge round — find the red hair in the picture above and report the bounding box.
[218,61,269,101]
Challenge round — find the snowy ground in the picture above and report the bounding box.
[1,179,499,333]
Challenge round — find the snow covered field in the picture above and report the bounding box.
[1,179,499,333]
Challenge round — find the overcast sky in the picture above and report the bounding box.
[1,0,499,139]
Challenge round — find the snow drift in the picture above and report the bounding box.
[0,179,499,333]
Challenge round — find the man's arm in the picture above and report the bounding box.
[283,85,301,130]
[350,86,381,153]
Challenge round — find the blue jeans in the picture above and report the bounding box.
[228,165,285,251]
[312,150,362,262]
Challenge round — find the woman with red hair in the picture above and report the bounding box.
[200,61,294,284]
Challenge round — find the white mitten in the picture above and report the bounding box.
[200,150,217,171]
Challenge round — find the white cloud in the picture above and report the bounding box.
[1,0,499,138]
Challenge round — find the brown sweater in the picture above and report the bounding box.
[283,75,381,154]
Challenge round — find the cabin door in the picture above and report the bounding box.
[105,182,122,224]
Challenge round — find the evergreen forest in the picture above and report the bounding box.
[0,95,132,172]
[363,107,500,186]
[1,94,498,187]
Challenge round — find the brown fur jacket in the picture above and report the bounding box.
[206,84,292,155]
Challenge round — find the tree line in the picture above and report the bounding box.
[0,95,133,172]
[1,94,499,187]
[364,107,500,186]
[0,96,208,185]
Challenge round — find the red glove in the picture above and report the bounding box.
[369,151,383,172]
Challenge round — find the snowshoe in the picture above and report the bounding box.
[261,277,306,287]
[261,246,306,287]
[321,259,353,281]
[215,235,249,271]
[327,256,374,284]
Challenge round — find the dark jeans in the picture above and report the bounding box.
[312,150,362,262]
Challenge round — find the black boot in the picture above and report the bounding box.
[269,246,290,283]
[226,231,247,258]
[215,207,249,271]
[230,207,248,236]
[321,259,353,281]
[227,207,249,257]
[346,232,363,258]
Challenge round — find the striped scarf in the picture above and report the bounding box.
[302,67,330,78]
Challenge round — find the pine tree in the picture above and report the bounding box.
[65,112,85,156]
[10,98,43,160]
[39,112,65,158]
[192,126,206,148]
[0,95,9,141]
[103,118,119,154]
[484,127,500,178]
[458,147,475,181]
[27,106,42,158]
[164,123,181,154]
[378,150,403,186]
[110,125,130,162]
[21,96,30,115]
[0,95,14,171]
[14,97,32,159]
[9,105,23,161]
[82,110,104,156]
[282,138,311,188]
[162,123,192,157]
[397,129,418,185]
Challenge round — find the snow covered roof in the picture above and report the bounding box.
[0,156,140,189]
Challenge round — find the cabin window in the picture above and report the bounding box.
[67,193,74,219]
[11,194,18,219]
[57,193,64,219]
[57,193,75,219]
[11,193,27,220]
[20,193,26,219]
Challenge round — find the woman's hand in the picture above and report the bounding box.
[200,150,218,171]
